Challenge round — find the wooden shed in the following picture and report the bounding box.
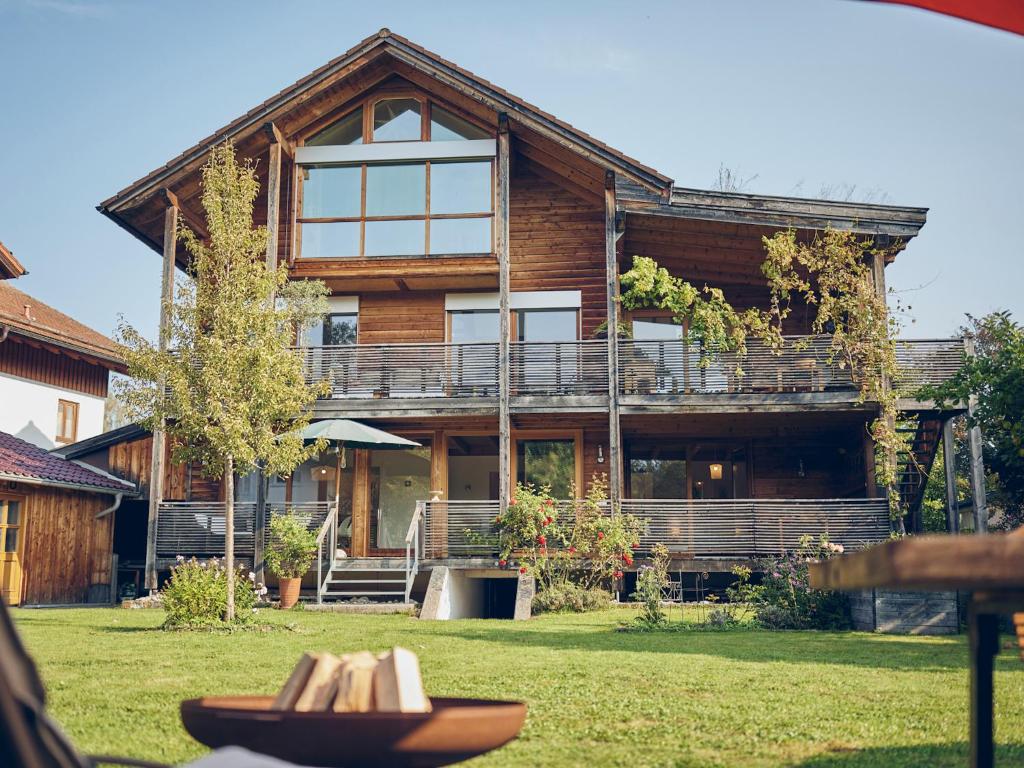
[0,431,136,606]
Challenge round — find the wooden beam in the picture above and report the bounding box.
[262,121,294,159]
[497,114,511,515]
[264,139,282,278]
[605,171,622,503]
[943,417,960,534]
[965,337,988,533]
[146,201,177,591]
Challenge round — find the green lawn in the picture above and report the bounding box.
[13,606,1024,767]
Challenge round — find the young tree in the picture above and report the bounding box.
[117,142,329,621]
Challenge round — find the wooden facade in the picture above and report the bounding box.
[95,30,976,589]
[0,337,109,398]
[3,484,114,605]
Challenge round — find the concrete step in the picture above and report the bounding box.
[321,590,406,598]
[326,578,406,585]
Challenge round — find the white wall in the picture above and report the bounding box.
[0,372,105,449]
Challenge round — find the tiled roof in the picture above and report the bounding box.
[0,281,124,368]
[0,431,135,493]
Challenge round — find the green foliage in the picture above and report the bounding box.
[265,513,318,579]
[919,311,1024,531]
[496,475,643,602]
[162,557,264,629]
[619,255,773,371]
[754,535,850,630]
[116,142,330,479]
[631,543,669,626]
[761,228,904,516]
[531,583,611,614]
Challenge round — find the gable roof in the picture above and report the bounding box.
[50,423,149,460]
[0,242,26,280]
[98,28,672,254]
[0,431,136,494]
[0,282,124,370]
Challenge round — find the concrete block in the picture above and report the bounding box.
[513,572,535,621]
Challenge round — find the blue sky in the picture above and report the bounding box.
[0,0,1021,342]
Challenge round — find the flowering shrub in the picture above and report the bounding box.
[495,475,643,609]
[162,556,266,629]
[632,543,669,626]
[265,512,318,579]
[754,535,850,630]
[532,583,611,614]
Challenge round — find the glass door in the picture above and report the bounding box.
[0,497,24,606]
[515,438,577,499]
[515,308,579,393]
[370,440,433,553]
[304,312,358,397]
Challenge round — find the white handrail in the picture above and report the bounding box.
[315,502,338,605]
[405,501,424,604]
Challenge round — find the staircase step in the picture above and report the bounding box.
[326,578,406,585]
[321,590,405,597]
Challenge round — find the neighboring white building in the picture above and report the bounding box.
[0,241,123,449]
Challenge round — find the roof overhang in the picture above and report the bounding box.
[98,29,673,258]
[0,471,136,496]
[0,242,26,280]
[618,179,928,242]
[1,322,126,373]
[50,423,149,460]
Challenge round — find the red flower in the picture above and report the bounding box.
[499,559,507,567]
[519,566,527,574]
[545,516,554,525]
[568,546,577,554]
[545,498,554,507]
[597,531,605,541]
[623,553,633,565]
[536,535,547,546]
[510,496,517,505]
[613,570,623,579]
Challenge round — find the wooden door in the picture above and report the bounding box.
[0,496,25,606]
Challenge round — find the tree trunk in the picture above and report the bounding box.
[225,454,235,622]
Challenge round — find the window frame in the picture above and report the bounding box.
[56,399,79,445]
[295,92,496,260]
[510,430,584,499]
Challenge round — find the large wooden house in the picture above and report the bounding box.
[96,30,978,611]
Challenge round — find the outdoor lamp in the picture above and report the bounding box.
[709,463,723,480]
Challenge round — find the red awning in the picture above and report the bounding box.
[875,1,1024,35]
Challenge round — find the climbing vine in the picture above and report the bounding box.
[619,227,905,516]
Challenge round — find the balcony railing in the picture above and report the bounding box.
[299,342,499,400]
[155,501,333,560]
[510,340,608,396]
[420,497,890,560]
[894,338,965,392]
[619,498,890,557]
[619,336,964,397]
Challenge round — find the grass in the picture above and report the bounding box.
[13,606,1024,768]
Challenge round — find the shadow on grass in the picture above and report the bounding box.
[797,742,1024,767]
[432,622,971,671]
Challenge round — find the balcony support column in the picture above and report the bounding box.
[943,417,960,533]
[604,172,623,504]
[146,191,178,591]
[497,115,511,514]
[965,338,988,533]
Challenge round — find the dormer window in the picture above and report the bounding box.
[295,94,496,259]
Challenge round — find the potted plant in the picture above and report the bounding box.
[266,512,318,609]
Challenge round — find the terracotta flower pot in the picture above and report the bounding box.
[278,577,301,609]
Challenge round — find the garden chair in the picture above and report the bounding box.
[0,599,297,768]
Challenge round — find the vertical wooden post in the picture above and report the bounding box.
[863,426,877,499]
[968,605,999,768]
[964,338,988,533]
[145,192,178,591]
[264,126,283,276]
[604,172,622,505]
[497,115,511,514]
[942,417,960,533]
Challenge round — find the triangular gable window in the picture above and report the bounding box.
[431,106,490,141]
[307,107,363,146]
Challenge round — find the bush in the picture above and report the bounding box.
[532,583,611,614]
[754,535,851,630]
[162,557,264,629]
[266,512,318,579]
[631,544,669,626]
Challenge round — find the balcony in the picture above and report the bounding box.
[154,501,333,562]
[618,336,964,409]
[419,498,890,560]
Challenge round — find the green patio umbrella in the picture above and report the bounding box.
[298,419,421,509]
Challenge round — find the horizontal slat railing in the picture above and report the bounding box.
[510,340,609,396]
[618,335,854,396]
[894,338,965,392]
[620,498,891,557]
[420,498,890,560]
[156,501,333,560]
[298,342,499,400]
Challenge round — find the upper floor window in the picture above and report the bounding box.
[373,99,421,142]
[56,399,78,444]
[307,107,363,146]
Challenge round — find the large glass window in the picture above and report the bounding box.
[431,106,490,141]
[373,99,422,142]
[307,108,363,146]
[299,160,493,257]
[449,310,499,343]
[516,438,576,499]
[370,441,432,549]
[304,313,357,347]
[627,442,687,499]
